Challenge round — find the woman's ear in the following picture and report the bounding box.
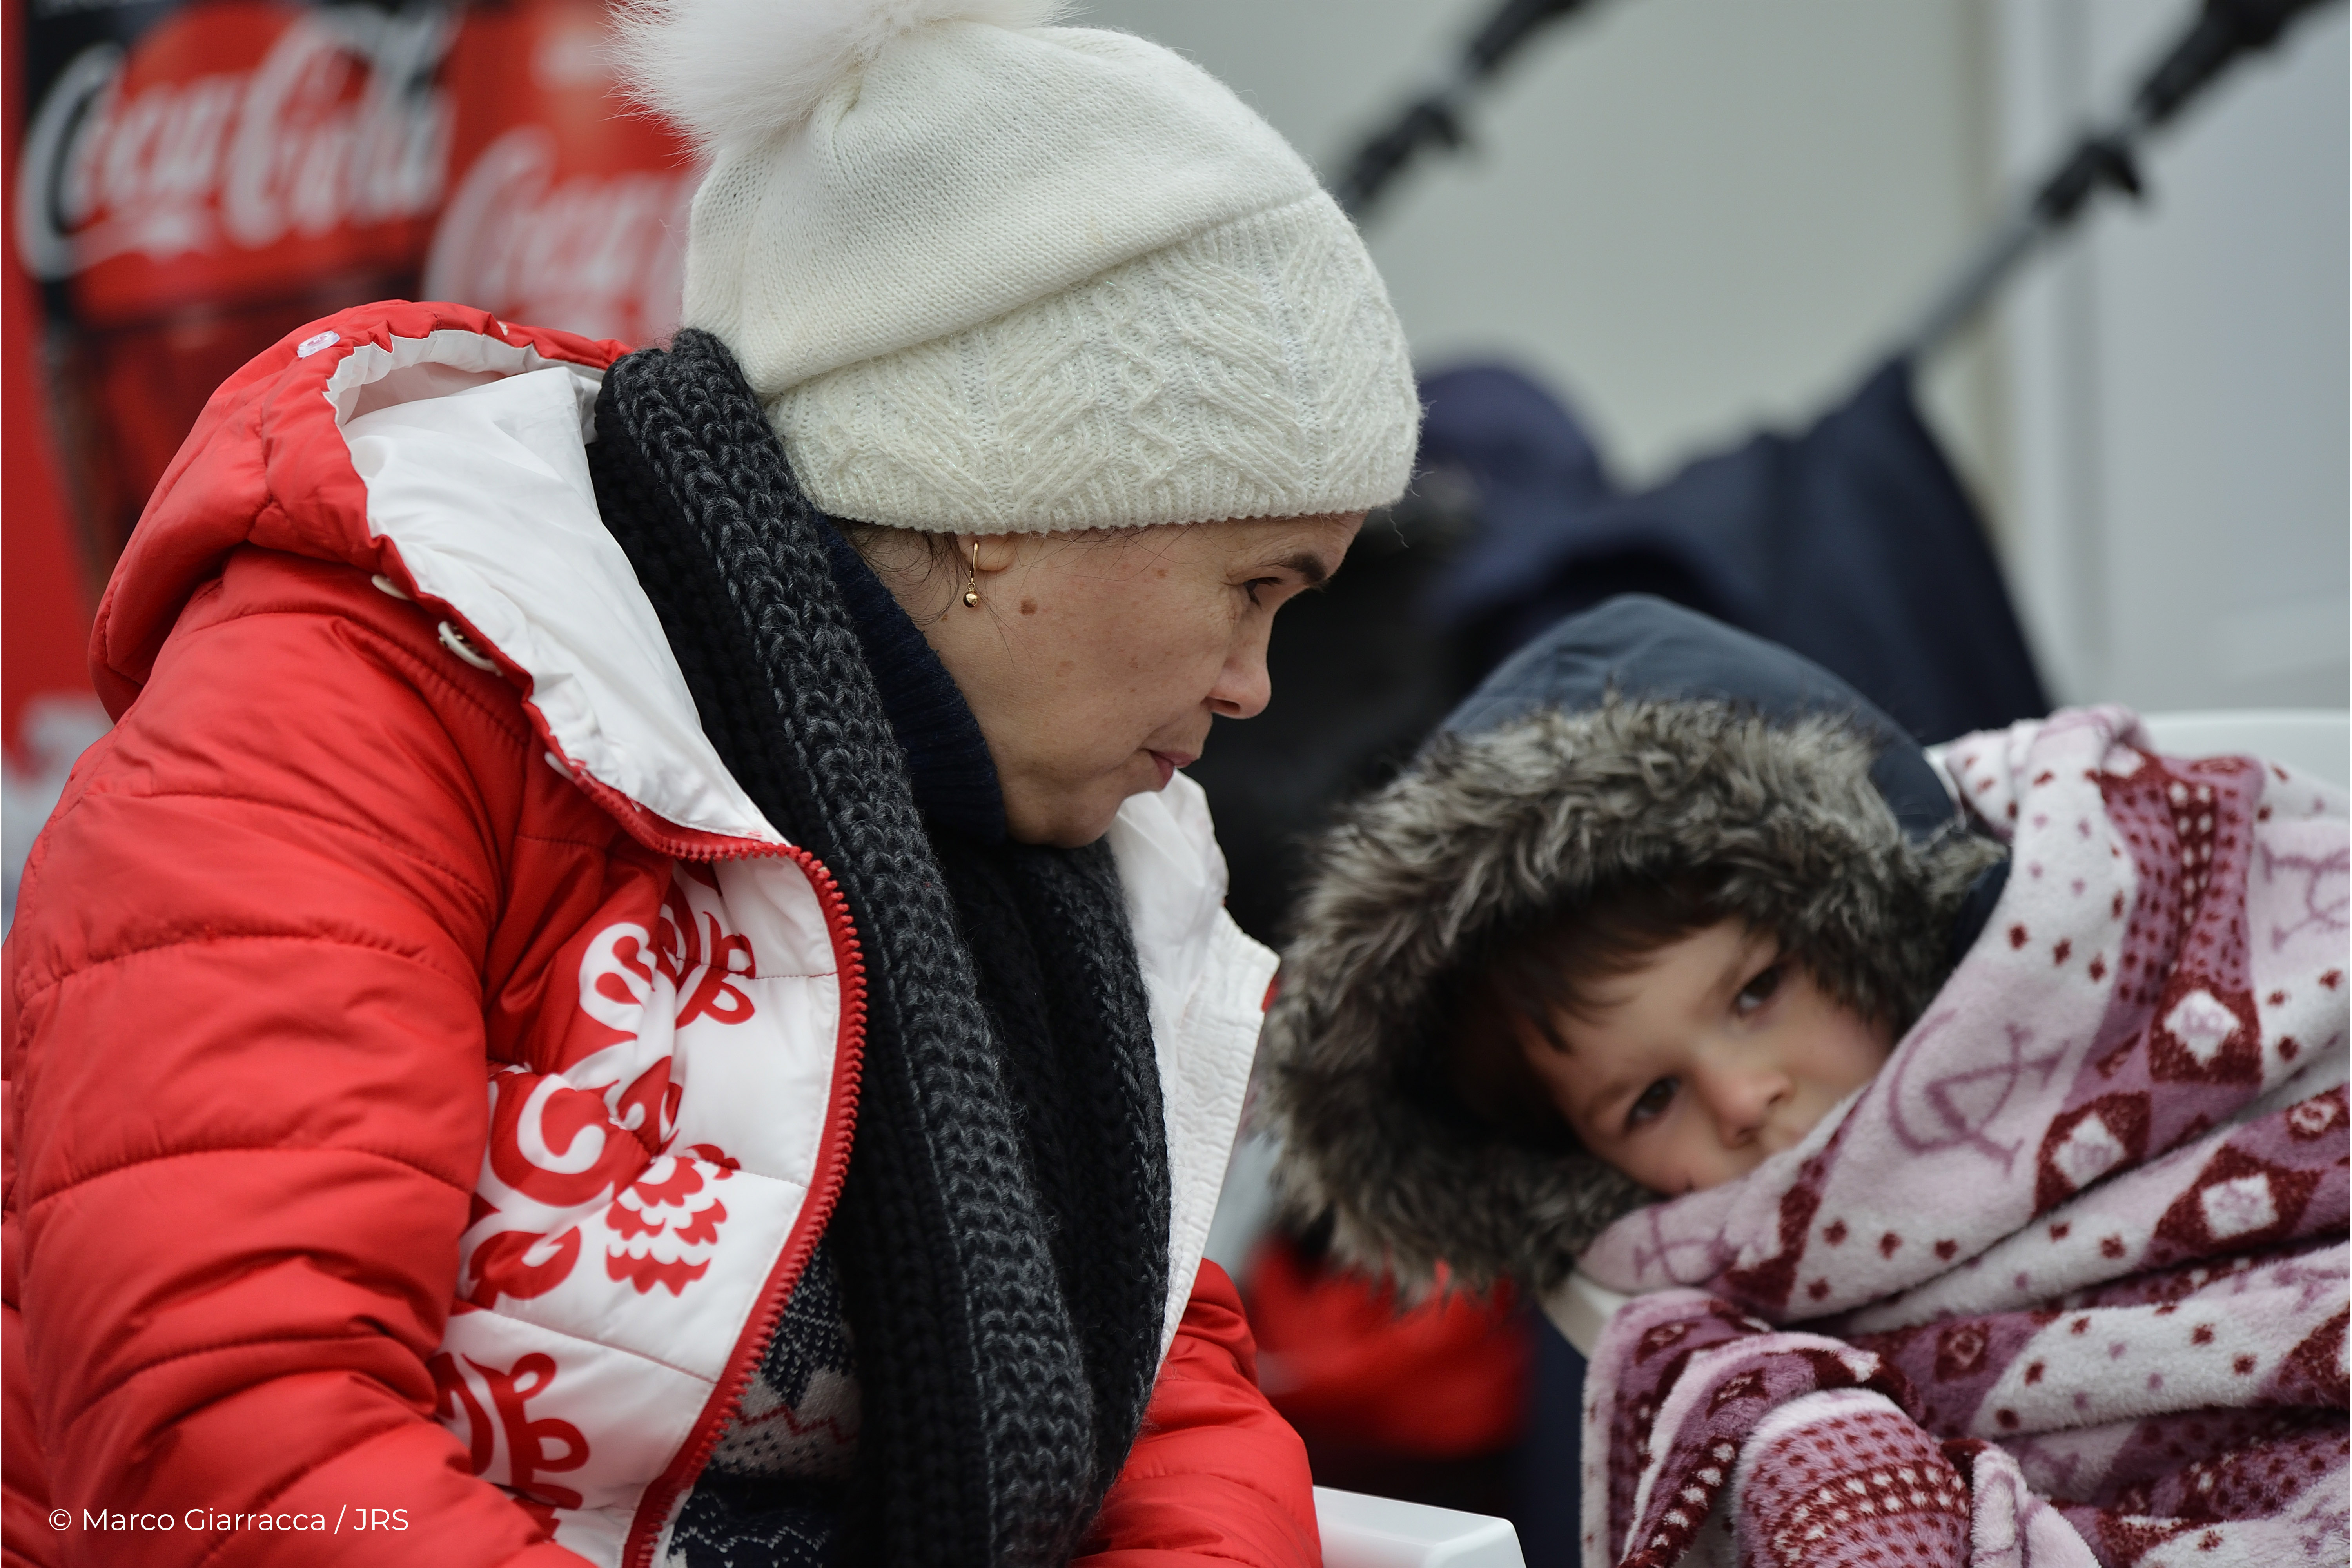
[971,534,1019,575]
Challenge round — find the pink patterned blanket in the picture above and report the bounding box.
[1576,708,2349,1568]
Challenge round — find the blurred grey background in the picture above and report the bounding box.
[1080,0,2350,713]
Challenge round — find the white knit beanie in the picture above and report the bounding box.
[618,0,1421,533]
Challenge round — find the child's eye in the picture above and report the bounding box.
[1735,963,1784,1014]
[1626,1076,1678,1129]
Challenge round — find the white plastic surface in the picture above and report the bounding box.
[1314,1486,1526,1568]
[2136,710,2348,788]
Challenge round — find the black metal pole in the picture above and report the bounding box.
[1332,0,1599,223]
[1900,0,2336,361]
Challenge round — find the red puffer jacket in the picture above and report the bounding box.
[1,301,1314,1568]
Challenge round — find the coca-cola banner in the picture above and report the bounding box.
[3,0,692,919]
[13,0,691,568]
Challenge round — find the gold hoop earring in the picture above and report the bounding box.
[962,540,982,608]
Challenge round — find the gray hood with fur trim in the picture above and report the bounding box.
[1262,597,2007,1294]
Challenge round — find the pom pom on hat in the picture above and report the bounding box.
[623,0,1423,533]
[614,0,1069,152]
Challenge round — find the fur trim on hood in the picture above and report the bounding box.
[1262,697,2004,1295]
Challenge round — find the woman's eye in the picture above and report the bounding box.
[1736,963,1784,1014]
[1626,1076,1678,1129]
[1243,577,1280,606]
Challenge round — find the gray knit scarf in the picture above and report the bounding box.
[586,329,1171,1566]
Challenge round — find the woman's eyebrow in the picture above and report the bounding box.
[1270,550,1331,586]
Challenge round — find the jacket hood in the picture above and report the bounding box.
[95,303,620,714]
[86,302,800,855]
[1263,596,2005,1293]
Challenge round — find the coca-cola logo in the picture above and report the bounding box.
[13,4,456,281]
[425,124,692,347]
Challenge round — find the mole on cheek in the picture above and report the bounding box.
[1020,598,1037,616]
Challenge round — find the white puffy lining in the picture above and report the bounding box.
[332,332,783,846]
[1109,773,1281,1356]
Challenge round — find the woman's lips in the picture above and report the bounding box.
[1147,750,1197,788]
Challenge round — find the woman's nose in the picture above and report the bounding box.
[1208,631,1274,719]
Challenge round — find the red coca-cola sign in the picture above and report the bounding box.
[430,4,692,349]
[8,0,692,569]
[16,2,453,320]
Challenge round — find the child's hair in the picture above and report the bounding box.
[1445,872,1726,1145]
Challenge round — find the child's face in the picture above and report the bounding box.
[1520,919,1892,1195]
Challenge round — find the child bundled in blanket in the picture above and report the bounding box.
[1267,595,2349,1568]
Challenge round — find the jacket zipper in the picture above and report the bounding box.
[362,396,868,1564]
[561,789,868,1568]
